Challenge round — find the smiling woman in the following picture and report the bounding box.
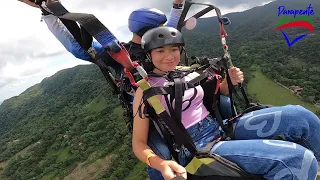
[132,25,320,180]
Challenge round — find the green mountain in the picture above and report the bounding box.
[0,0,319,179]
[0,65,146,180]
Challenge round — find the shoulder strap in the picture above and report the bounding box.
[138,79,198,159]
[173,77,184,124]
[144,102,180,162]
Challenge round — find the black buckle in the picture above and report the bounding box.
[167,71,183,80]
[173,143,181,152]
[173,2,184,9]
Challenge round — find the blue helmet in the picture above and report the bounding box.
[128,8,167,37]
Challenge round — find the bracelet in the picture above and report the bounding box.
[173,2,184,9]
[146,153,157,167]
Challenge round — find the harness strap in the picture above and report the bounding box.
[164,94,175,118]
[212,93,232,138]
[57,18,92,50]
[177,1,192,31]
[225,64,237,117]
[46,1,135,71]
[177,1,221,32]
[145,102,180,162]
[138,79,198,158]
[173,78,184,124]
[200,136,222,153]
[94,58,120,94]
[228,103,274,123]
[143,87,172,102]
[218,14,251,109]
[43,1,127,95]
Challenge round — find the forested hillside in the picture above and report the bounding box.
[0,65,146,179]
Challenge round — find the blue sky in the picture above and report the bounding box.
[0,0,274,103]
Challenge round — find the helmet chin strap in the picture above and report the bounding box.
[146,54,169,75]
[154,66,169,74]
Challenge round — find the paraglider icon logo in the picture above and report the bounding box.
[276,4,315,48]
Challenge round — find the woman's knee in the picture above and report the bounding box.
[270,105,318,126]
[283,104,313,116]
[273,148,318,180]
[283,105,320,128]
[211,140,318,179]
[294,105,319,122]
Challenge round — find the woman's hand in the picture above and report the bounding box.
[159,160,187,180]
[228,67,244,85]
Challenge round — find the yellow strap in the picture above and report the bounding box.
[137,79,166,115]
[146,152,157,167]
[185,157,215,174]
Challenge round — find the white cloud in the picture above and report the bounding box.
[0,53,90,101]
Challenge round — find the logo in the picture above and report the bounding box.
[276,4,315,47]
